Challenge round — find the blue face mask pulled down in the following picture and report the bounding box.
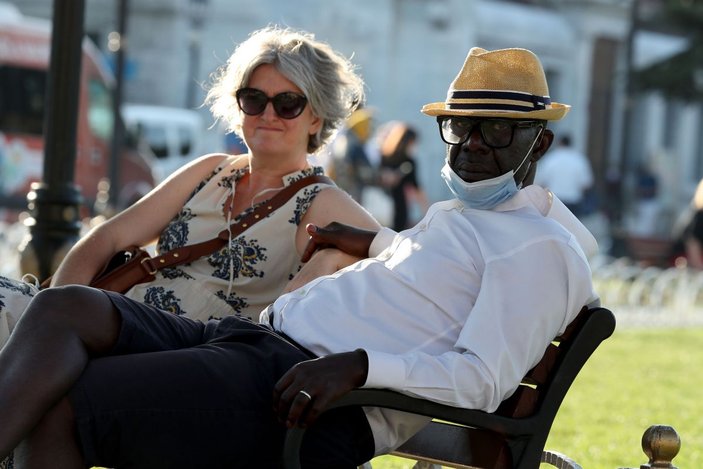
[441,132,542,210]
[441,164,519,210]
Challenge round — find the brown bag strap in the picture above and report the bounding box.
[140,174,334,274]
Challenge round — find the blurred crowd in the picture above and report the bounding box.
[312,108,429,231]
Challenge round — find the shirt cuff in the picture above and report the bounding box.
[362,349,406,389]
[369,227,397,257]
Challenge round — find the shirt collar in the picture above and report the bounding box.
[495,185,599,258]
[492,185,545,213]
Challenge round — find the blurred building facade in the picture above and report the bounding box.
[7,0,703,242]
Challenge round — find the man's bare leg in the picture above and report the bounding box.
[0,285,121,461]
[13,397,83,469]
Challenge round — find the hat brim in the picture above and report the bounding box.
[421,102,570,121]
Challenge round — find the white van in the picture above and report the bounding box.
[122,104,206,182]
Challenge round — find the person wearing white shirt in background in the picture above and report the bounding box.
[0,47,599,469]
[534,134,594,218]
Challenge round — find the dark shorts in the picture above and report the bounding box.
[69,291,374,469]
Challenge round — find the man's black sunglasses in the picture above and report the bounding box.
[437,116,543,149]
[235,88,308,120]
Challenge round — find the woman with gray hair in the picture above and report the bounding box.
[208,26,364,154]
[0,25,378,340]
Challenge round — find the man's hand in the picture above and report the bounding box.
[283,249,361,293]
[300,222,379,263]
[273,350,369,429]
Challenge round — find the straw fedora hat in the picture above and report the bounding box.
[422,47,570,121]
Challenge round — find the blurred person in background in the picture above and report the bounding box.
[671,177,703,268]
[378,122,429,230]
[330,108,376,202]
[534,134,594,218]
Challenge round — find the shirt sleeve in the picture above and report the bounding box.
[363,237,594,412]
[369,227,397,257]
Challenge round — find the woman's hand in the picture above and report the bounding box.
[284,248,361,293]
[300,222,379,263]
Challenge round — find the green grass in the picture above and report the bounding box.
[371,326,703,468]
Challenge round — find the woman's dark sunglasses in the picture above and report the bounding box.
[235,88,308,120]
[437,116,542,148]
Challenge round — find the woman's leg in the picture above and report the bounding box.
[0,285,121,461]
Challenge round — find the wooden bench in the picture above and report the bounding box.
[624,235,674,267]
[283,306,616,469]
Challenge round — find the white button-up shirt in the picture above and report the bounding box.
[267,185,599,454]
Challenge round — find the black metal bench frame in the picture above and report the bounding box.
[283,306,616,469]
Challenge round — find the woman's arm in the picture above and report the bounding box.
[284,187,381,288]
[294,186,381,257]
[49,153,230,286]
[282,248,362,293]
[285,221,389,293]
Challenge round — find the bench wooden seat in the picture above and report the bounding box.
[624,235,673,267]
[283,306,616,469]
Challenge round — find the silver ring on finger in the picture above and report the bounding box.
[299,390,313,401]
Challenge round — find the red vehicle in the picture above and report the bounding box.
[0,3,155,220]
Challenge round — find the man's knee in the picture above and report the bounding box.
[28,286,112,326]
[25,286,120,350]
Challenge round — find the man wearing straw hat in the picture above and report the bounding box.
[0,48,599,468]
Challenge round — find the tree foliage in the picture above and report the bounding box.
[634,0,703,100]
